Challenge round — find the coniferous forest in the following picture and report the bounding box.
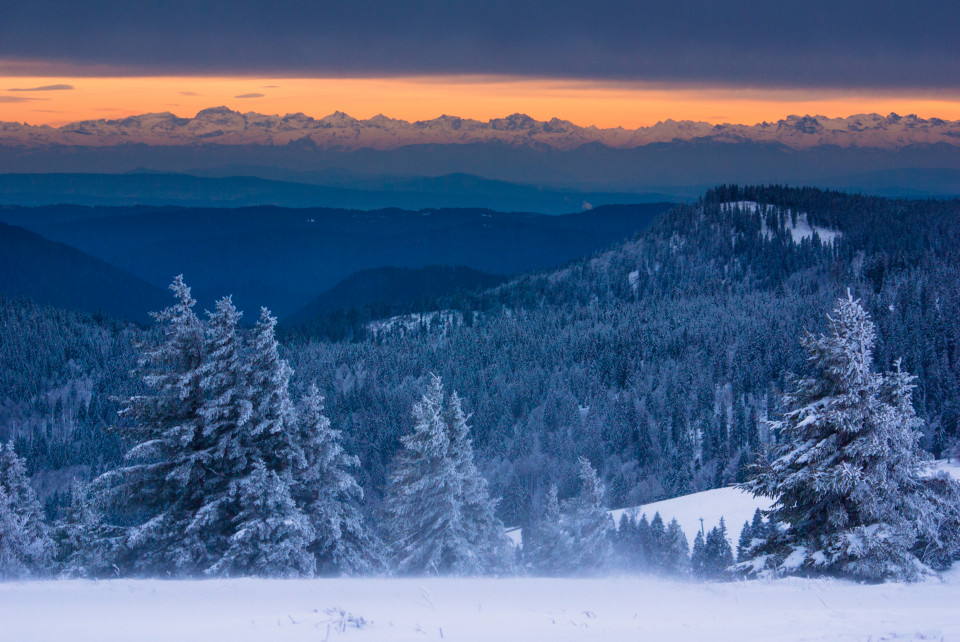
[3,186,960,580]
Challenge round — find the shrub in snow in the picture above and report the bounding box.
[0,441,52,578]
[743,293,960,581]
[386,375,510,575]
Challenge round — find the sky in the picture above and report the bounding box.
[1,0,958,127]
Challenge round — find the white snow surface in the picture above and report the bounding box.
[609,486,774,545]
[3,462,960,641]
[724,201,842,245]
[3,572,960,641]
[507,485,773,548]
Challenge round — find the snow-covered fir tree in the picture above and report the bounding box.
[0,441,52,578]
[523,484,573,575]
[737,519,753,563]
[53,481,119,578]
[444,389,510,573]
[181,296,255,573]
[661,518,690,575]
[692,519,734,579]
[102,275,206,574]
[100,278,369,578]
[635,513,654,571]
[249,308,303,474]
[562,457,614,572]
[297,384,382,575]
[648,512,667,571]
[743,293,960,581]
[386,375,508,575]
[206,461,315,577]
[614,512,642,571]
[691,530,707,577]
[704,519,734,579]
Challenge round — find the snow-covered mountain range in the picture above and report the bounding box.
[2,108,958,150]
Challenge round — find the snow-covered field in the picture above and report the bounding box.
[3,572,960,642]
[5,462,958,642]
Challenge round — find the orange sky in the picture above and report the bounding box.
[4,76,960,128]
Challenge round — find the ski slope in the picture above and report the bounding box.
[3,572,960,641]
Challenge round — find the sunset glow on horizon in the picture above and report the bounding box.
[4,75,960,129]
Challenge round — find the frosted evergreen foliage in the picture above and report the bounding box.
[181,296,254,573]
[249,308,302,473]
[444,390,510,573]
[207,462,315,578]
[100,278,379,577]
[106,275,206,573]
[744,293,960,581]
[562,457,614,572]
[298,384,381,575]
[524,484,573,575]
[691,530,707,577]
[704,519,734,578]
[54,482,118,578]
[387,375,507,575]
[662,518,690,575]
[0,442,52,578]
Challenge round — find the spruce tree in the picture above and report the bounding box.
[563,457,614,572]
[524,484,573,575]
[703,518,734,579]
[297,384,381,575]
[182,296,254,573]
[636,513,653,571]
[737,520,754,562]
[102,275,206,574]
[249,308,302,473]
[0,441,52,578]
[54,481,118,578]
[648,512,667,571]
[386,375,506,575]
[691,530,707,578]
[615,512,641,570]
[662,518,690,575]
[206,462,315,577]
[444,390,510,573]
[744,293,960,581]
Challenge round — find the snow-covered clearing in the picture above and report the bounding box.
[723,200,842,245]
[3,572,960,641]
[506,485,772,547]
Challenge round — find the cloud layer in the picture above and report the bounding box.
[8,84,74,91]
[1,0,957,90]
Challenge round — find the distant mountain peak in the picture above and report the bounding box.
[2,109,959,151]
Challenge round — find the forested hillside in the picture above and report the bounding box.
[4,187,960,538]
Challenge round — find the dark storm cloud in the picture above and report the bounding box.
[1,0,957,90]
[8,84,74,91]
